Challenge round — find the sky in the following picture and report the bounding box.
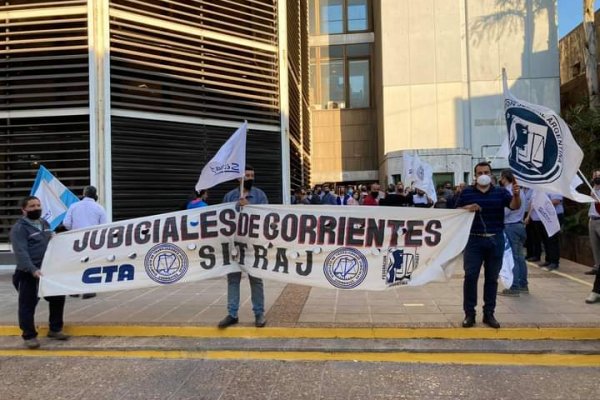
[558,0,600,38]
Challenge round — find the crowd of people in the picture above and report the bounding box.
[9,165,600,349]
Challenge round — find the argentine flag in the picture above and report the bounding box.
[30,166,79,230]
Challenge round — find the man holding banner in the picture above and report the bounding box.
[11,196,69,349]
[219,165,269,328]
[457,162,521,329]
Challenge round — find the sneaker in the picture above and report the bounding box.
[498,289,520,297]
[23,338,40,349]
[526,257,540,262]
[81,293,96,299]
[585,292,600,304]
[542,263,559,271]
[47,331,70,340]
[584,268,598,275]
[255,314,266,328]
[218,315,238,328]
[518,287,530,294]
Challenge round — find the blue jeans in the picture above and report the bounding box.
[463,234,505,316]
[226,272,264,318]
[505,222,528,290]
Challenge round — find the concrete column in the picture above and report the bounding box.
[278,0,291,204]
[87,0,112,220]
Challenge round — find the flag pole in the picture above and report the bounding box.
[578,169,600,202]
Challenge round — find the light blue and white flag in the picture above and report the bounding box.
[530,190,560,237]
[30,166,79,230]
[502,69,584,201]
[195,121,247,191]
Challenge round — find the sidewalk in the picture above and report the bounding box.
[0,258,598,330]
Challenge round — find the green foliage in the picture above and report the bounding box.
[561,104,600,234]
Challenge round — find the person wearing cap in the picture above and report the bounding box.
[63,185,108,299]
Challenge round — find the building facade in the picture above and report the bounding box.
[0,0,310,243]
[309,0,559,187]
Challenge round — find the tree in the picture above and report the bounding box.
[584,0,600,109]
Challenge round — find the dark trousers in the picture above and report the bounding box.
[541,214,564,264]
[463,234,504,316]
[529,220,544,259]
[593,268,600,294]
[12,270,66,340]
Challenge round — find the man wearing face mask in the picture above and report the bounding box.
[456,162,521,329]
[11,196,69,349]
[320,183,338,205]
[585,169,600,303]
[219,165,268,328]
[362,183,381,206]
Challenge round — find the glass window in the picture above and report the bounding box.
[309,0,317,35]
[320,60,345,108]
[348,59,369,108]
[320,0,344,34]
[346,43,370,58]
[347,0,368,32]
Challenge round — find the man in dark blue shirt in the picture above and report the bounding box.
[456,162,521,329]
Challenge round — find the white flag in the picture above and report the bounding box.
[412,154,438,203]
[502,69,584,201]
[30,166,79,230]
[530,190,560,237]
[500,233,514,289]
[402,153,415,185]
[195,121,247,191]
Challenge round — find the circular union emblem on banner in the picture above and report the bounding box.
[505,106,562,184]
[323,247,368,289]
[144,243,189,284]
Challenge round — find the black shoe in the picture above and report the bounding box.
[584,268,598,275]
[47,331,70,340]
[255,314,266,328]
[526,257,540,262]
[483,314,501,329]
[539,261,551,267]
[218,315,238,328]
[462,314,476,328]
[69,294,80,298]
[82,293,96,299]
[542,263,559,271]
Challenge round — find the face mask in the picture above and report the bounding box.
[371,191,379,199]
[26,209,42,220]
[476,174,492,187]
[593,178,600,185]
[243,179,254,190]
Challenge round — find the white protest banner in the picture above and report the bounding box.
[502,70,584,201]
[195,121,247,191]
[39,203,240,296]
[40,204,475,295]
[234,205,474,290]
[530,190,560,237]
[31,165,80,230]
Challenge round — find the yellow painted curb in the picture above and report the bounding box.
[0,349,598,367]
[1,325,600,340]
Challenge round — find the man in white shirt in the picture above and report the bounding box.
[63,186,108,299]
[585,169,600,304]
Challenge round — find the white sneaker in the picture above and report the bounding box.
[585,292,600,304]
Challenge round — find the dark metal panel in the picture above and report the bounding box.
[0,115,90,242]
[111,116,282,221]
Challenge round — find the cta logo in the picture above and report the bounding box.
[323,247,368,289]
[505,102,562,184]
[144,243,189,284]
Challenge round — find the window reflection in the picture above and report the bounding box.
[348,59,369,108]
[347,0,368,32]
[320,0,344,34]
